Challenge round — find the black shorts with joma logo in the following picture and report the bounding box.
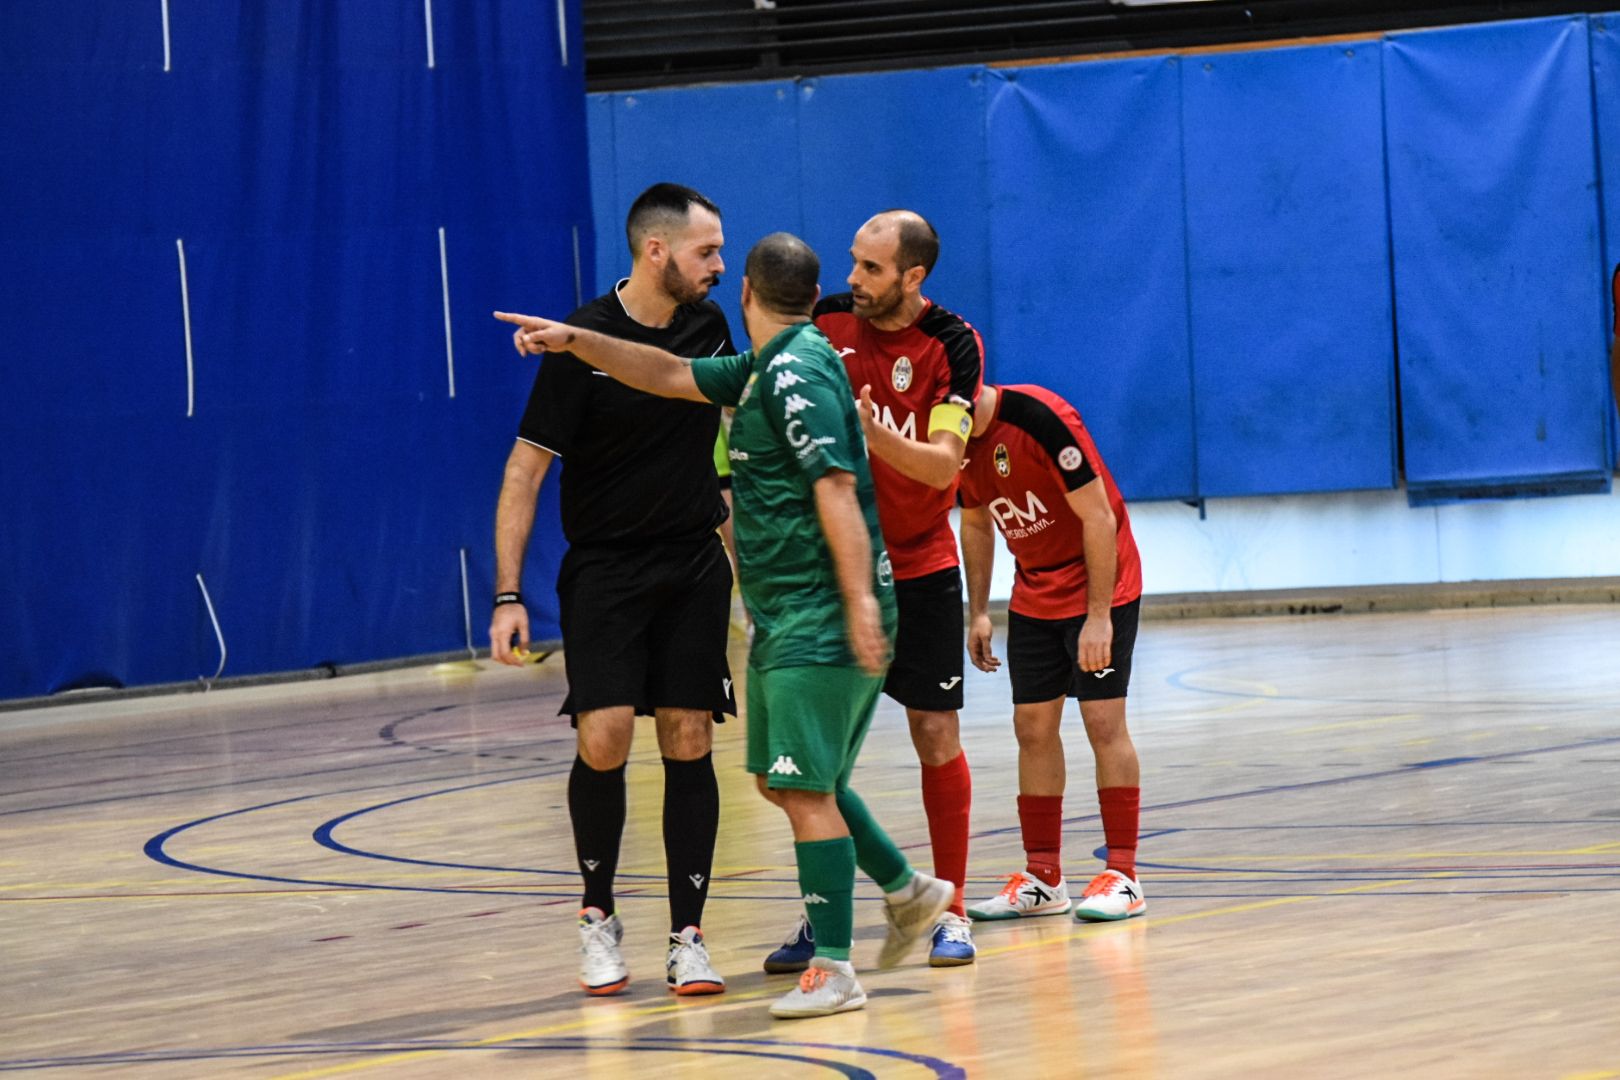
[1006,598,1140,705]
[884,566,967,712]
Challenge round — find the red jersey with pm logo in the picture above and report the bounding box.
[814,293,984,581]
[958,385,1142,620]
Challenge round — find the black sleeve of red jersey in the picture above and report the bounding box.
[997,388,1098,492]
[814,293,856,320]
[917,304,984,411]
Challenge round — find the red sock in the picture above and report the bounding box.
[1017,794,1064,887]
[1099,787,1140,878]
[920,752,972,917]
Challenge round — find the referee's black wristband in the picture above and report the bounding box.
[493,592,524,609]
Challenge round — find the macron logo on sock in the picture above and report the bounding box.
[803,893,829,904]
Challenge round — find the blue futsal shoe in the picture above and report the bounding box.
[763,913,816,974]
[928,911,977,967]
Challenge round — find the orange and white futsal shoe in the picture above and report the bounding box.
[769,957,867,1019]
[966,871,1072,920]
[578,907,630,995]
[1072,869,1147,922]
[665,926,725,995]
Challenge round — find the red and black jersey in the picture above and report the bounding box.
[959,385,1142,620]
[814,293,984,581]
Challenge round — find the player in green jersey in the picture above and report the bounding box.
[496,232,953,1020]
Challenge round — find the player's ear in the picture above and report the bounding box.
[740,276,753,308]
[813,284,821,307]
[903,263,927,295]
[643,233,666,267]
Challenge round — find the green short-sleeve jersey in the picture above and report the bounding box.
[691,322,897,670]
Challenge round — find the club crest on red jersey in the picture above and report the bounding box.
[994,443,1010,477]
[891,356,913,392]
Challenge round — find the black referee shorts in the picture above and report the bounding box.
[555,532,737,721]
[884,566,966,713]
[1007,598,1141,705]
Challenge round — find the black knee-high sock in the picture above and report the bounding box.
[662,753,719,933]
[568,755,626,915]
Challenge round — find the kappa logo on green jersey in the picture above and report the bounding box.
[782,393,815,417]
[773,369,806,394]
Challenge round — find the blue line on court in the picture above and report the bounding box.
[141,779,584,900]
[0,1037,966,1077]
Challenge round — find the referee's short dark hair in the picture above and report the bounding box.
[745,233,820,318]
[626,183,721,258]
[887,209,939,276]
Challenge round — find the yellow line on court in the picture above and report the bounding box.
[266,985,786,1080]
[1286,713,1420,736]
[975,877,1428,959]
[1562,1070,1619,1080]
[264,876,1431,1080]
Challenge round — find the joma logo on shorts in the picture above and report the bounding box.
[768,755,802,776]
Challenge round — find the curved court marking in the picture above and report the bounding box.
[0,1037,967,1078]
[143,735,1620,901]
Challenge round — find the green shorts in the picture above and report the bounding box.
[745,664,885,793]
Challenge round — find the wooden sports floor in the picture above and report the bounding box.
[4,604,1618,1079]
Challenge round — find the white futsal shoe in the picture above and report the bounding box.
[966,871,1072,920]
[769,956,867,1019]
[877,872,955,968]
[578,907,629,995]
[1073,869,1147,922]
[666,926,725,995]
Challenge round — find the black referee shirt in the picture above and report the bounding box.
[517,281,734,546]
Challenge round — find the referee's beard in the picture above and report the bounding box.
[663,260,720,306]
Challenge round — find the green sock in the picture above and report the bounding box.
[835,787,913,893]
[795,837,856,961]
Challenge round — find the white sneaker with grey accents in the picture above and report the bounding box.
[666,926,725,995]
[578,907,629,995]
[877,871,955,969]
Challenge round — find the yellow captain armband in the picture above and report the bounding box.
[928,402,973,442]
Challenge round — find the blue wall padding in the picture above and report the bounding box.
[587,92,619,298]
[1593,14,1620,467]
[1386,16,1611,501]
[0,2,589,699]
[592,80,801,336]
[985,59,1197,502]
[1182,44,1397,497]
[796,68,992,332]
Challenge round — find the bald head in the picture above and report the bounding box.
[858,210,939,277]
[745,232,820,318]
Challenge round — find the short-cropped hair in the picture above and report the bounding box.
[626,183,721,257]
[745,233,820,317]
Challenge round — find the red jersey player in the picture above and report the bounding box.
[763,210,985,971]
[957,383,1148,924]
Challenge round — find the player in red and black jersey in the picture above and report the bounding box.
[762,210,984,970]
[489,184,735,999]
[956,384,1149,924]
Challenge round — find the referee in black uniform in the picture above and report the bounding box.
[489,183,737,998]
